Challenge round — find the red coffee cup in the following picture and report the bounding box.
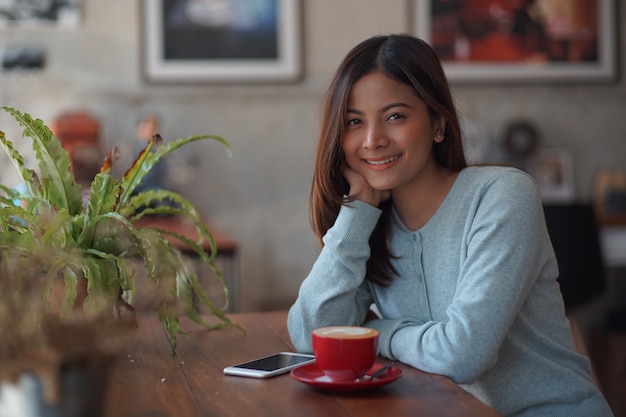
[311,326,380,382]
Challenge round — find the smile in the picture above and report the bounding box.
[365,155,400,166]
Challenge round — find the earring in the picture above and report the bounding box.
[435,132,443,142]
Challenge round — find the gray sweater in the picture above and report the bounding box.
[288,166,613,417]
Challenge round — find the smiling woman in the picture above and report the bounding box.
[342,71,450,218]
[287,34,614,417]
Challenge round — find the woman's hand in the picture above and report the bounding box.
[342,165,391,207]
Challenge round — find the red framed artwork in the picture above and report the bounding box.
[414,0,617,83]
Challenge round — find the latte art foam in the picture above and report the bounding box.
[313,326,379,339]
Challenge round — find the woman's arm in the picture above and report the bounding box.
[287,200,381,352]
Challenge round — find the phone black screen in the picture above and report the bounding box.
[235,354,313,371]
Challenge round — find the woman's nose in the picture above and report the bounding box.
[363,124,388,150]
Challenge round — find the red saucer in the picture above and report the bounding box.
[290,362,403,392]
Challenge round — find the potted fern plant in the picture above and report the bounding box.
[0,106,239,415]
[0,239,135,417]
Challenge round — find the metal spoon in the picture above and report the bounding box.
[357,361,394,382]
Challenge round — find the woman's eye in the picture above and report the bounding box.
[346,118,361,126]
[387,113,404,121]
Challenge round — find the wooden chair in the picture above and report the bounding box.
[50,111,102,185]
[543,203,606,387]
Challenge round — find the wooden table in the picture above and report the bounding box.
[103,311,502,417]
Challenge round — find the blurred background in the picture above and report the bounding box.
[0,0,624,316]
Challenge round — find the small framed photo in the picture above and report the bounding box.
[0,0,81,29]
[141,0,302,83]
[528,148,576,203]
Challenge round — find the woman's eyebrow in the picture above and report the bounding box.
[347,102,411,115]
[382,102,410,112]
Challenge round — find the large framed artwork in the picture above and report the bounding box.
[414,0,616,83]
[142,0,301,83]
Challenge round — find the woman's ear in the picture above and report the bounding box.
[434,117,446,143]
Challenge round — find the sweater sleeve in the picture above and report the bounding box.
[369,171,555,384]
[287,200,382,353]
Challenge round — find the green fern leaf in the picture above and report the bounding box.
[119,134,231,204]
[87,173,122,217]
[125,191,216,258]
[2,106,83,215]
[81,213,137,257]
[0,130,41,198]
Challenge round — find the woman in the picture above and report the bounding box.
[287,34,612,417]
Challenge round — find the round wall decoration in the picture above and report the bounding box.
[503,120,539,157]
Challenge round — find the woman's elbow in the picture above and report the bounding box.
[291,336,313,354]
[441,354,495,385]
[287,311,313,353]
[288,325,313,353]
[447,367,482,385]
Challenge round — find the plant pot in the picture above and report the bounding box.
[0,362,111,417]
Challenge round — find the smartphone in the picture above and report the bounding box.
[223,352,315,379]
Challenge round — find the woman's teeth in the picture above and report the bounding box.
[367,155,399,165]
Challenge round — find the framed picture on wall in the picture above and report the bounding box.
[413,0,616,83]
[528,148,576,203]
[142,0,301,83]
[0,0,81,28]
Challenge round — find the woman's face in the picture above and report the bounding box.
[342,71,443,194]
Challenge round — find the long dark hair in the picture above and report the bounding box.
[310,34,467,285]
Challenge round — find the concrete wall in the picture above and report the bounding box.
[1,1,624,311]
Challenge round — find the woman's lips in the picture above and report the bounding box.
[364,154,400,166]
